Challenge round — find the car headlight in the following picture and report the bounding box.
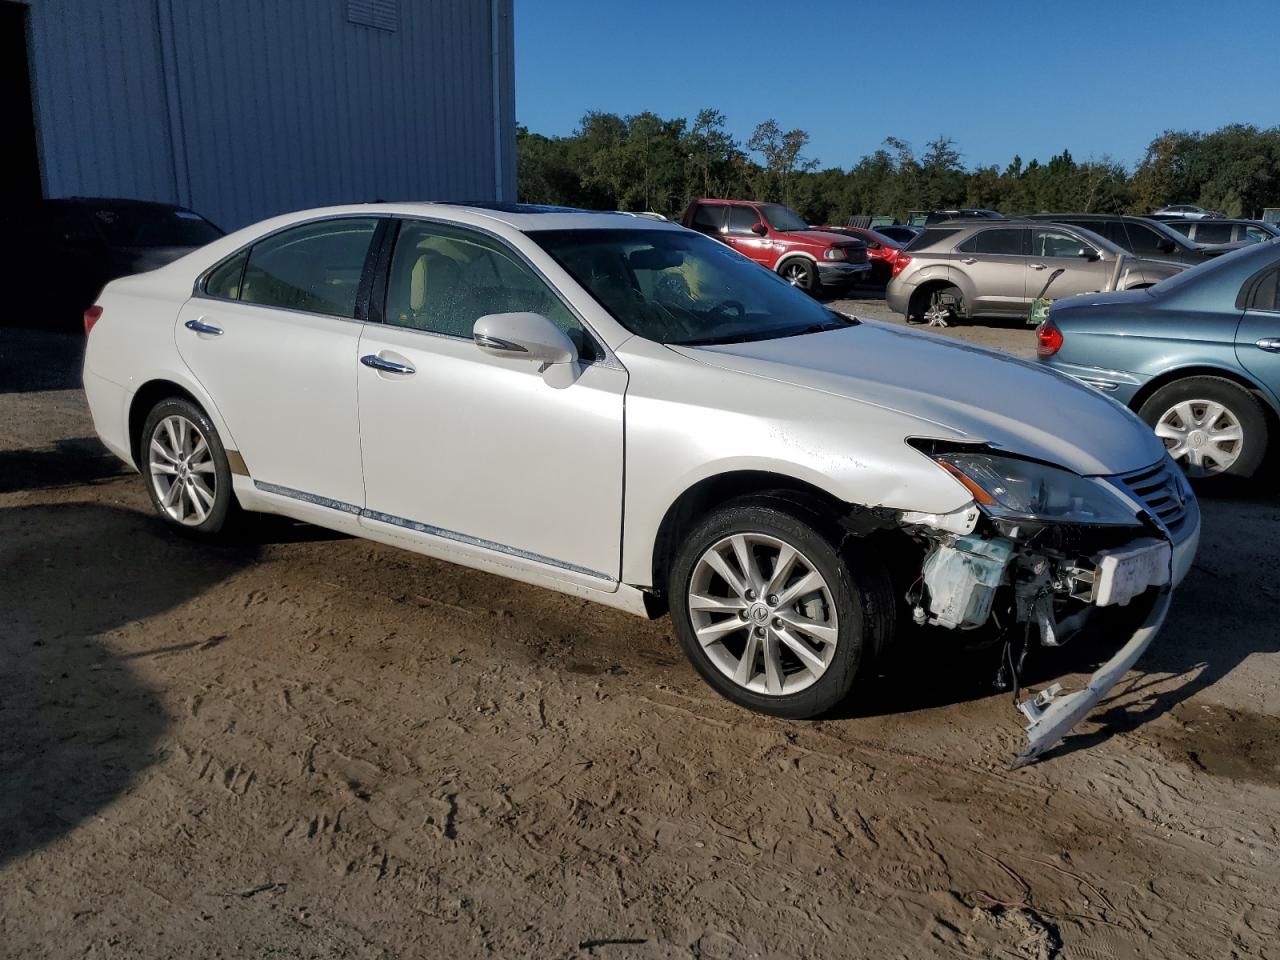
[823,248,847,261]
[931,452,1140,526]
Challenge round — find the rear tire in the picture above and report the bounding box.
[922,285,964,327]
[140,398,242,538]
[668,497,893,719]
[1137,376,1268,480]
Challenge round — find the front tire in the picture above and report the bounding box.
[668,498,892,719]
[778,258,818,295]
[1138,376,1268,480]
[140,398,241,537]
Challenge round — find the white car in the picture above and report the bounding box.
[1152,204,1222,220]
[82,202,1200,765]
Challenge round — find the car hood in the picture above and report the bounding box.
[671,320,1165,477]
[779,229,863,247]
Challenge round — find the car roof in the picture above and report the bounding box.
[228,202,690,235]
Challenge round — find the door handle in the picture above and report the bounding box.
[960,257,976,265]
[360,354,416,375]
[1031,263,1048,270]
[1256,338,1280,353]
[184,318,223,335]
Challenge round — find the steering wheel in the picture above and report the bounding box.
[705,300,746,323]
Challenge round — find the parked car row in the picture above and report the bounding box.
[885,219,1187,325]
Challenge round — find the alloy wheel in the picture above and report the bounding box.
[1155,399,1244,477]
[149,414,218,525]
[923,291,955,327]
[687,533,838,696]
[782,262,811,289]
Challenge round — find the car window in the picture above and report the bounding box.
[1193,222,1234,245]
[690,204,725,234]
[759,204,808,231]
[240,218,378,318]
[1247,269,1279,311]
[384,220,591,355]
[1164,222,1194,238]
[1245,226,1272,243]
[533,227,850,346]
[90,206,223,247]
[1034,229,1094,258]
[726,206,763,235]
[957,228,1025,255]
[205,249,248,300]
[1125,222,1170,257]
[905,228,961,252]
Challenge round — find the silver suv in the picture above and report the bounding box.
[886,220,1187,326]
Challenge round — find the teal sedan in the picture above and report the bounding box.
[1038,240,1280,481]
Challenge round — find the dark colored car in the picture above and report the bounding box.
[1038,240,1280,480]
[3,197,224,332]
[681,199,870,294]
[1025,213,1232,267]
[815,225,904,283]
[874,224,923,245]
[1163,219,1280,247]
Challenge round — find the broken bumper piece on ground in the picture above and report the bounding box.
[1011,588,1172,769]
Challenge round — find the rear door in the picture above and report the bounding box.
[1030,227,1111,300]
[953,226,1028,314]
[175,216,381,508]
[1236,266,1280,400]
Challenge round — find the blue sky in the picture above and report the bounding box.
[515,0,1280,171]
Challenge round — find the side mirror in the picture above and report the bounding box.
[1078,248,1100,261]
[474,312,578,367]
[750,222,768,236]
[1156,238,1176,253]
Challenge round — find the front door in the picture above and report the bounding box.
[355,219,626,586]
[1236,266,1280,399]
[1029,227,1112,301]
[722,205,773,267]
[175,216,381,508]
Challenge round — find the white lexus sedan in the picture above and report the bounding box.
[82,202,1200,765]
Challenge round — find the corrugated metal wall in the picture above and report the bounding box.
[22,0,515,229]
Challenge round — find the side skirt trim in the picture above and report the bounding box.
[253,480,616,583]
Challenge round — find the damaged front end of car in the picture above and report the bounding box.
[896,441,1198,768]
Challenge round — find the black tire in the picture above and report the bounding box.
[668,497,894,719]
[1137,376,1268,481]
[778,258,818,295]
[139,397,242,538]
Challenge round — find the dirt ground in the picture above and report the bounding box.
[2,305,1278,960]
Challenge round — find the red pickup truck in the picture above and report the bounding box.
[681,199,870,295]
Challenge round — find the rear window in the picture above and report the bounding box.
[957,227,1026,255]
[89,206,224,248]
[1193,222,1234,245]
[905,228,961,252]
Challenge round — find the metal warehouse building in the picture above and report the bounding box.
[1,0,515,229]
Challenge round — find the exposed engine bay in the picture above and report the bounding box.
[898,509,1176,768]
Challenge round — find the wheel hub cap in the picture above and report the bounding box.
[687,533,839,696]
[148,414,217,526]
[1154,398,1243,477]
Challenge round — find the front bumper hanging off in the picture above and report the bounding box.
[1011,588,1173,768]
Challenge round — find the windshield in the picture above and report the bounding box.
[1149,238,1280,297]
[759,204,809,232]
[531,228,855,346]
[89,206,224,248]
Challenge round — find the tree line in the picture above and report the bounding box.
[517,111,1280,225]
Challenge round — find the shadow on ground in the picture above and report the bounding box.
[0,436,129,492]
[0,502,261,866]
